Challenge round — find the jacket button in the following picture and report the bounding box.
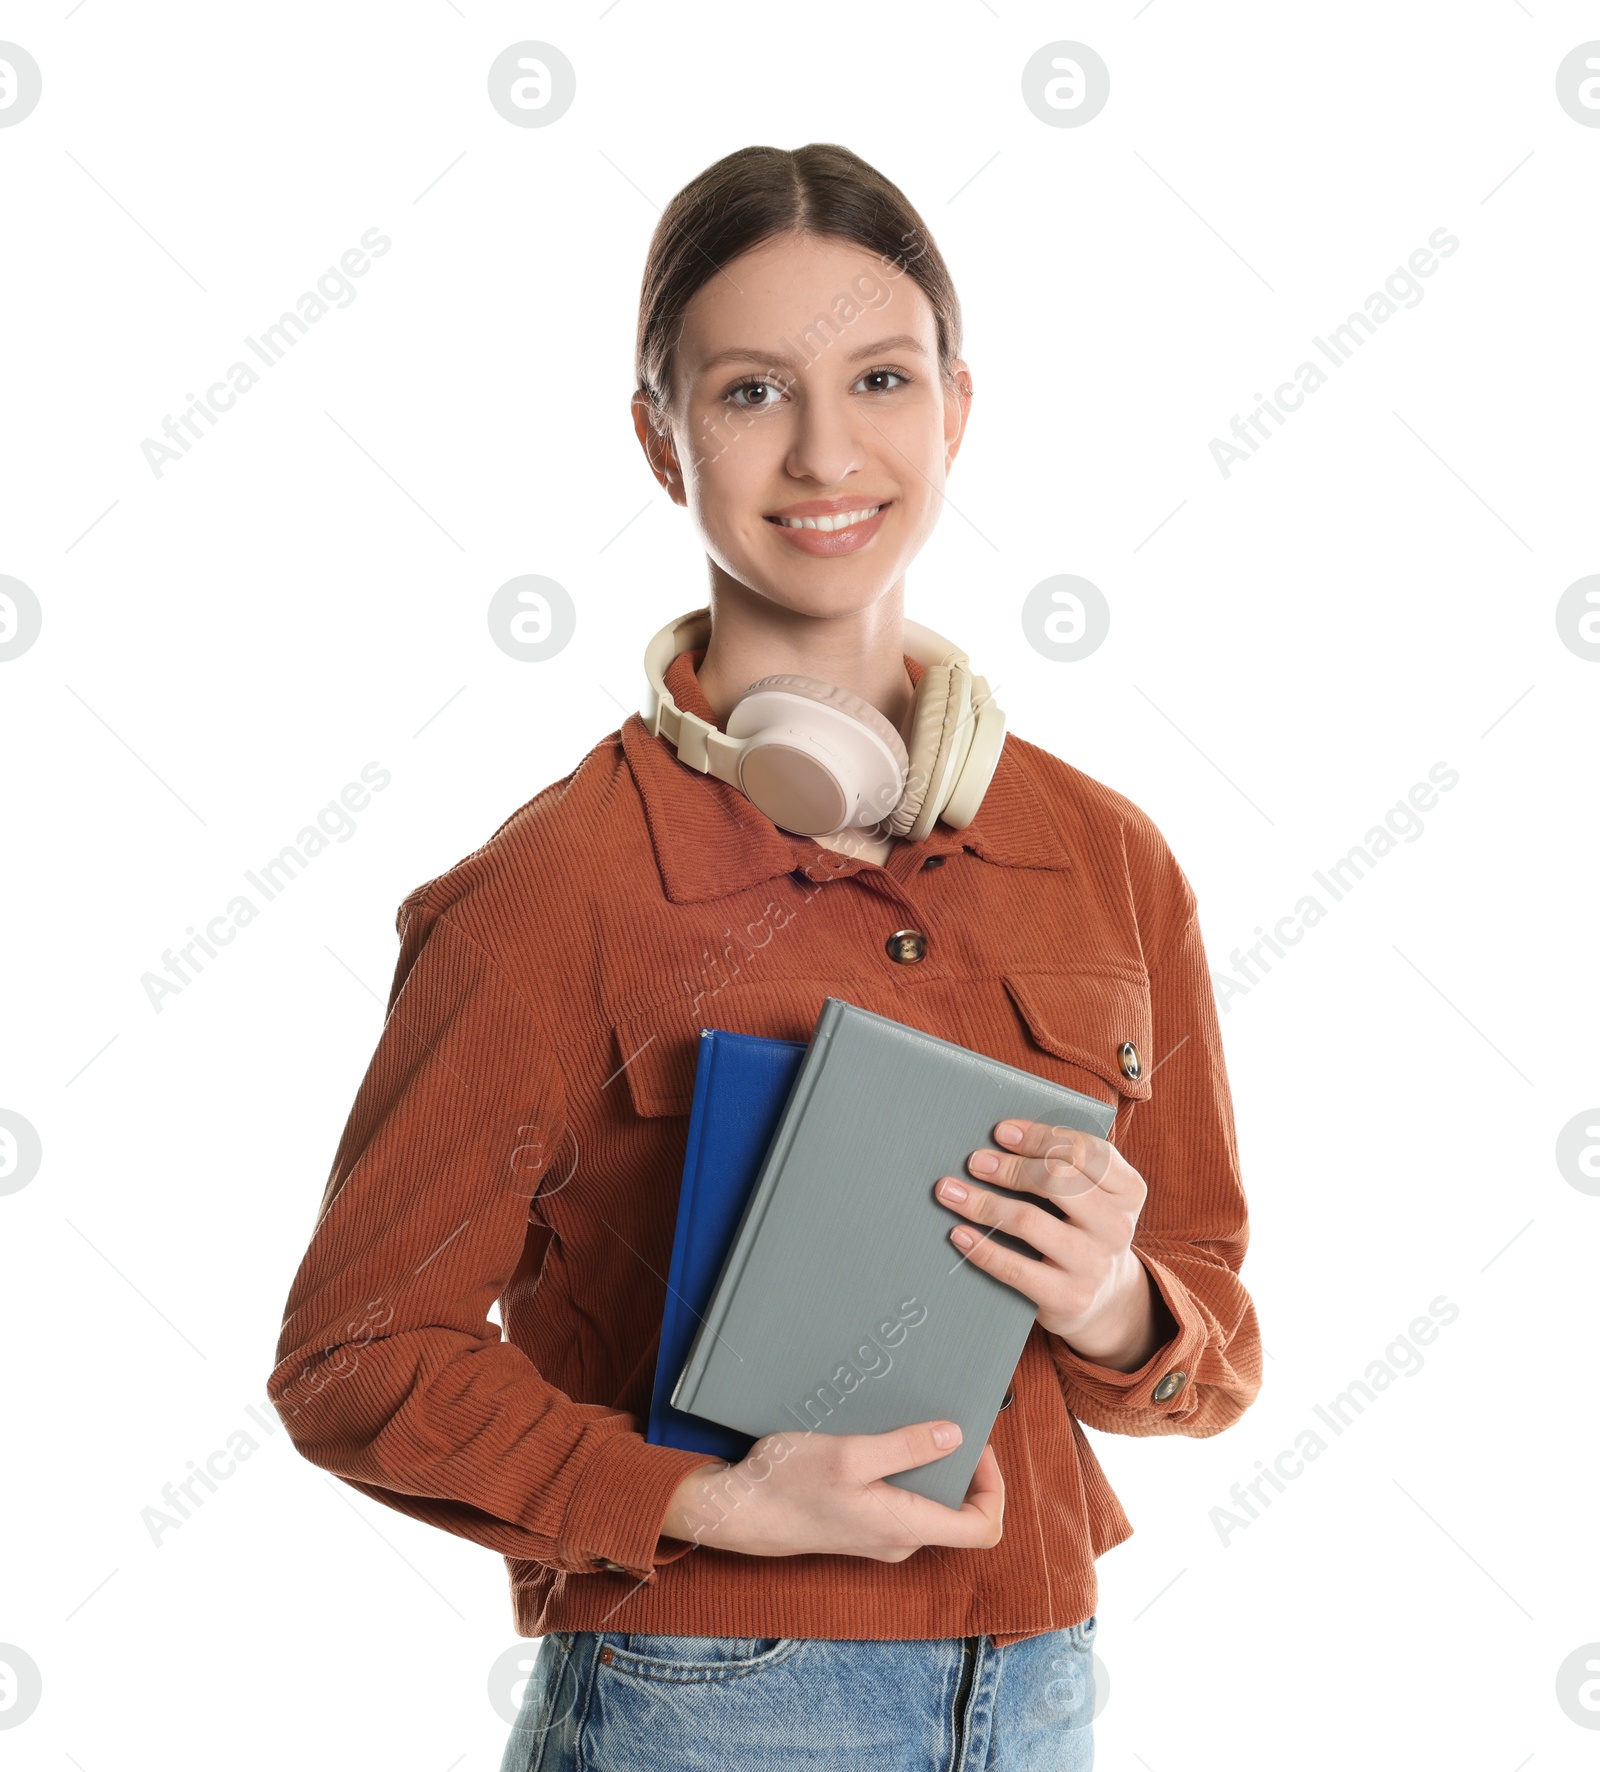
[1152,1370,1187,1403]
[1118,1041,1143,1081]
[998,1384,1015,1411]
[592,1557,627,1573]
[886,928,927,964]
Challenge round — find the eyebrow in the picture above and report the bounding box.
[694,331,930,376]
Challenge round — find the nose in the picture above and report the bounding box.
[783,380,867,488]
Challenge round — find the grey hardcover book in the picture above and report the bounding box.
[671,997,1118,1509]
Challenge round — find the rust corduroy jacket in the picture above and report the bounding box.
[267,645,1262,1645]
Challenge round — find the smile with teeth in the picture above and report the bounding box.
[767,504,887,532]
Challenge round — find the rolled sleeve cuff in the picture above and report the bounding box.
[1048,1252,1210,1419]
[550,1431,729,1580]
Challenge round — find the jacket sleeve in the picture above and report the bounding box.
[1046,900,1263,1437]
[266,903,720,1580]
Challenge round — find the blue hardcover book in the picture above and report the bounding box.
[645,1026,808,1461]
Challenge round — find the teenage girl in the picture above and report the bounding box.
[269,142,1261,1772]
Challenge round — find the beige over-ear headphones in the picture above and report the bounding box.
[641,606,1006,840]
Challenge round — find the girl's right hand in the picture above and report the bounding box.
[659,1421,1005,1561]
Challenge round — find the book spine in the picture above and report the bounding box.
[666,1033,719,1314]
[672,1000,842,1413]
[649,1035,720,1441]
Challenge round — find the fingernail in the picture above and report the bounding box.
[951,1226,976,1249]
[996,1122,1023,1143]
[969,1152,998,1175]
[932,1423,962,1448]
[939,1177,968,1201]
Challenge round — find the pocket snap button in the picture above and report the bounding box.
[1118,1041,1143,1081]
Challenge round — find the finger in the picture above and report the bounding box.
[848,1417,966,1485]
[974,1140,1096,1201]
[870,1438,1006,1543]
[956,1442,1005,1531]
[935,1176,1073,1263]
[948,1211,1095,1304]
[962,1441,1004,1509]
[970,1148,1125,1247]
[989,1120,1133,1201]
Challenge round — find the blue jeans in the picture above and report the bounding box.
[498,1618,1097,1771]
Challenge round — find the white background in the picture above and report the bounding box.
[2,3,1596,1767]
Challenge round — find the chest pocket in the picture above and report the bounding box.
[1001,966,1154,1121]
[606,977,867,1119]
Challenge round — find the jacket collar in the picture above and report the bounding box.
[620,644,1073,904]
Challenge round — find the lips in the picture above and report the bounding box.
[763,500,891,556]
[765,502,887,532]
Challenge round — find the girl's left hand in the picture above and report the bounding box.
[934,1118,1175,1373]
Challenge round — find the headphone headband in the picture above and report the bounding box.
[640,605,1004,836]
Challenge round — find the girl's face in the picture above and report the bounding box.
[635,230,971,621]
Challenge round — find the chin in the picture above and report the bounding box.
[752,573,904,620]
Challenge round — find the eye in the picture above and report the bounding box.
[854,367,910,394]
[725,375,791,409]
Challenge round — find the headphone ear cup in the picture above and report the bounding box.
[940,686,1005,829]
[885,667,942,837]
[737,674,910,771]
[728,674,909,834]
[888,664,972,840]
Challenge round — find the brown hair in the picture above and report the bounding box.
[634,142,964,421]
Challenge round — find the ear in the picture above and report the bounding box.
[632,391,687,508]
[942,358,974,474]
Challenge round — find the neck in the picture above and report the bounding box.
[695,571,916,737]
